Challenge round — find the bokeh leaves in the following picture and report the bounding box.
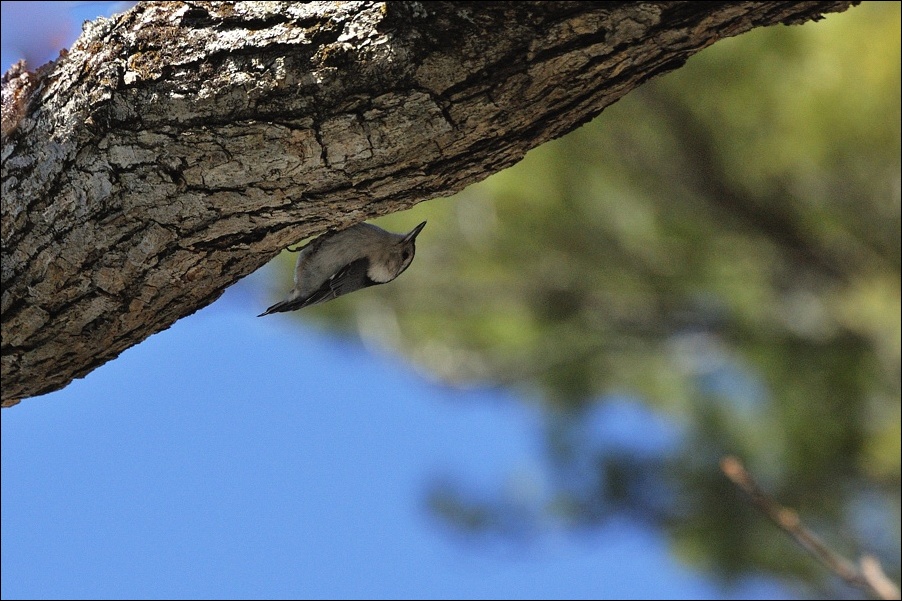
[274,3,900,593]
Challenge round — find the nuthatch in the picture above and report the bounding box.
[259,221,427,316]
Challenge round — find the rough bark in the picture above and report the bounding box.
[0,1,856,406]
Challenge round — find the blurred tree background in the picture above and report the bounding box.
[267,3,900,596]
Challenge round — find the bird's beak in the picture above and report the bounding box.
[403,221,427,243]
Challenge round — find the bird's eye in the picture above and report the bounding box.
[402,250,411,261]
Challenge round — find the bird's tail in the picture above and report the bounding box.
[258,298,304,317]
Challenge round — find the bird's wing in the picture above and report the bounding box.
[258,258,375,316]
[298,257,376,308]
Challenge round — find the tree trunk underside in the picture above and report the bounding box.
[1,1,856,405]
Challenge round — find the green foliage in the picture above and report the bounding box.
[272,2,901,593]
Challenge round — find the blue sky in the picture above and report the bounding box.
[2,276,789,600]
[1,3,794,599]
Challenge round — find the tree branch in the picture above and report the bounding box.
[1,1,856,405]
[721,455,900,600]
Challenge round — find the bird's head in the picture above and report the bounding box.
[391,220,427,278]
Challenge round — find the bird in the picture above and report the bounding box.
[258,221,427,316]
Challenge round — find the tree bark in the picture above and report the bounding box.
[0,1,856,406]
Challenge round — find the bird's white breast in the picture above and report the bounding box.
[367,258,398,283]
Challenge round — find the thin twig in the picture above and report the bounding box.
[861,555,902,601]
[720,455,900,600]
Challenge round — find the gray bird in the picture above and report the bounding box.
[258,221,427,316]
